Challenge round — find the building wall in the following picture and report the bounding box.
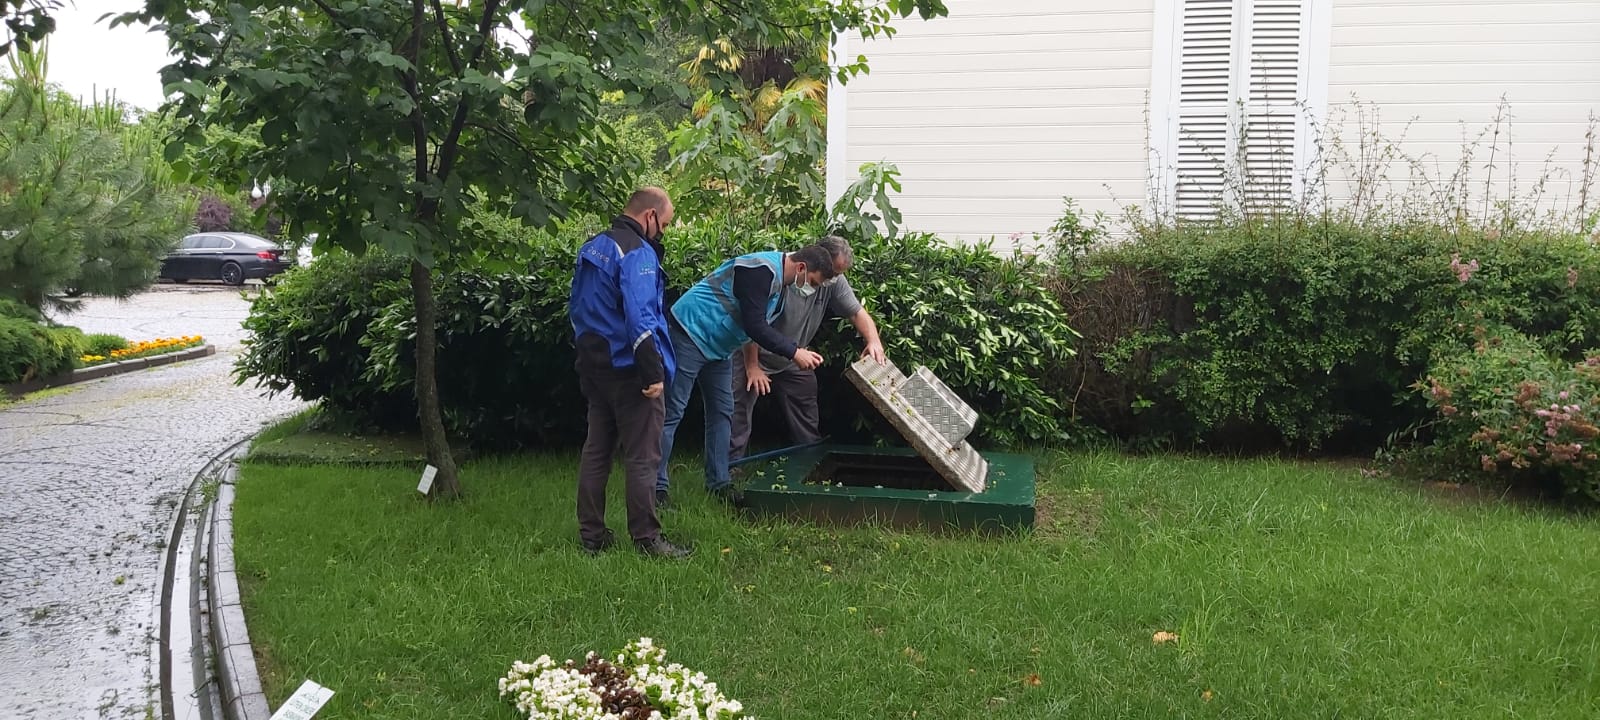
[830,0,1157,245]
[1322,0,1600,219]
[830,0,1600,242]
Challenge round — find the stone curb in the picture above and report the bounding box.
[209,467,273,720]
[2,344,218,396]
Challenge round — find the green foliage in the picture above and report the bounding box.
[0,316,81,383]
[0,49,193,313]
[126,0,947,267]
[1057,212,1600,450]
[237,216,1066,448]
[235,252,414,423]
[0,1,56,57]
[815,232,1078,446]
[130,0,947,494]
[827,162,904,241]
[0,296,40,321]
[669,88,827,229]
[1419,326,1600,502]
[83,332,129,356]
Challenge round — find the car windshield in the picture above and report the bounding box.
[231,235,274,248]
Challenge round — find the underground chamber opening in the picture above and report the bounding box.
[802,452,955,492]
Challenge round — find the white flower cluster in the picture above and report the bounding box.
[499,638,748,720]
[498,655,609,720]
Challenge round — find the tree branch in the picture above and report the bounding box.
[434,0,503,184]
[468,120,536,159]
[464,0,503,71]
[307,0,349,29]
[430,0,463,77]
[408,0,431,217]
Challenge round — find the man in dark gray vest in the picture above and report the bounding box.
[730,236,886,462]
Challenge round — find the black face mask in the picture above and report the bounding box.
[646,212,665,243]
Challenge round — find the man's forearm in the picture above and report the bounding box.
[850,309,882,347]
[741,342,761,371]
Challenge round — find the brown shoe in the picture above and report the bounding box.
[635,536,693,559]
[580,529,615,556]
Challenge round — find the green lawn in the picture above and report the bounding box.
[233,450,1600,719]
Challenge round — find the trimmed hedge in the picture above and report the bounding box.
[1055,217,1600,451]
[0,318,84,385]
[236,223,1076,449]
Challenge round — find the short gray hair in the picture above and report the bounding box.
[817,235,853,268]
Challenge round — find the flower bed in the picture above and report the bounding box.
[80,335,204,366]
[500,638,747,720]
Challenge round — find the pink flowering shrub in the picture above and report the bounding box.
[1419,327,1600,501]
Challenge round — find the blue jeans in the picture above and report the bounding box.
[657,324,733,492]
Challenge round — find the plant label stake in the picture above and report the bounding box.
[268,679,334,720]
[417,464,438,495]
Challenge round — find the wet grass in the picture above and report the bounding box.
[233,451,1600,719]
[246,409,468,466]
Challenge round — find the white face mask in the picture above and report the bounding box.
[796,273,817,298]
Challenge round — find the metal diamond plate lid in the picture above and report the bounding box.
[898,367,978,446]
[845,358,988,494]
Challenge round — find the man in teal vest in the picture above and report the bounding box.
[657,244,837,507]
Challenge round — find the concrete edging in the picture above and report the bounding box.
[3,344,218,396]
[209,465,274,720]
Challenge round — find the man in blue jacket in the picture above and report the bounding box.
[656,244,836,508]
[569,187,691,559]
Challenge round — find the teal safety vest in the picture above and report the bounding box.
[670,251,785,360]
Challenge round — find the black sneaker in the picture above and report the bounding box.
[655,489,671,511]
[709,486,748,508]
[635,536,693,559]
[580,529,616,556]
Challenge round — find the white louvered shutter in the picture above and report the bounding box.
[1241,0,1304,212]
[1173,0,1236,219]
[1167,0,1310,219]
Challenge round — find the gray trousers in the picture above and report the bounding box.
[577,368,663,544]
[730,363,822,461]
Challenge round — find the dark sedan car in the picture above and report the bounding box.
[159,232,294,286]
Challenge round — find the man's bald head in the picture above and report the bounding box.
[624,187,673,241]
[625,187,671,217]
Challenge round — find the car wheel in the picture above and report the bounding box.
[220,262,245,286]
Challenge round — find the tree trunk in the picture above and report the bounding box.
[409,259,462,499]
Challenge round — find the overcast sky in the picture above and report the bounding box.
[33,1,174,111]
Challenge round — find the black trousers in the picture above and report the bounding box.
[577,368,664,544]
[730,363,822,461]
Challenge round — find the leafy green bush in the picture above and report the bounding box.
[235,252,415,424]
[1056,214,1600,450]
[813,232,1076,446]
[0,318,84,384]
[83,333,129,356]
[236,217,1075,448]
[361,266,581,447]
[0,297,41,321]
[1418,326,1600,501]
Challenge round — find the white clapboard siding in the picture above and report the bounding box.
[829,0,1156,246]
[831,0,1600,243]
[1322,0,1600,216]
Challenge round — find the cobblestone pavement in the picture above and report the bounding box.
[1,284,304,719]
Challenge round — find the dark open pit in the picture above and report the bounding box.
[805,452,951,491]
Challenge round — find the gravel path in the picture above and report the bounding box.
[0,284,304,719]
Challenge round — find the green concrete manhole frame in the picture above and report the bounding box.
[740,444,1036,533]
